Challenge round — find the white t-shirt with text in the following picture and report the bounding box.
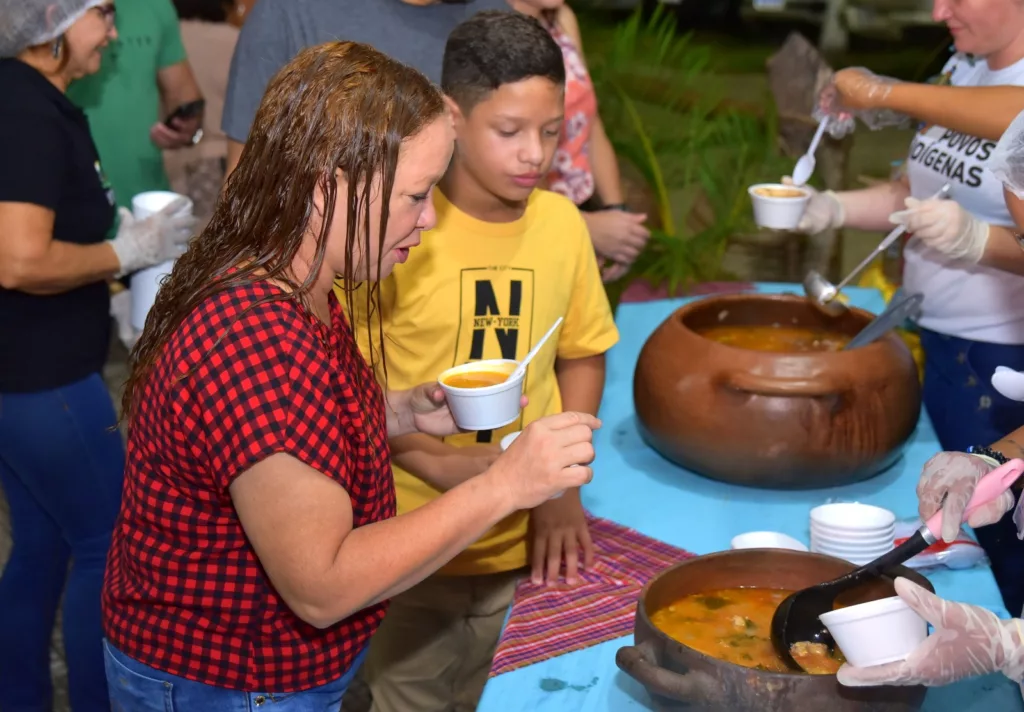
[903,53,1024,344]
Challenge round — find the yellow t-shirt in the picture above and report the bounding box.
[345,187,619,576]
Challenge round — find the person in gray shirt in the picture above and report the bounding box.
[222,0,508,175]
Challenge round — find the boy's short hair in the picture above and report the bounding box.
[441,10,566,113]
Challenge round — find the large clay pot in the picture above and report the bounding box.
[633,294,921,489]
[616,549,931,712]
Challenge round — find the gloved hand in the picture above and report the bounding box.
[832,67,899,112]
[838,577,1024,687]
[889,197,990,263]
[110,197,196,277]
[916,451,1014,543]
[782,177,845,234]
[814,67,909,139]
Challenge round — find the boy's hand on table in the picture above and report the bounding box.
[529,488,594,586]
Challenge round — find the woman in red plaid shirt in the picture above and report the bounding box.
[101,40,599,709]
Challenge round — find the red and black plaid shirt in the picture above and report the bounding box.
[103,281,395,692]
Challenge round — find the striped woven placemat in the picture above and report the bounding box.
[489,513,694,676]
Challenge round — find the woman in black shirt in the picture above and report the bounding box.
[0,1,195,708]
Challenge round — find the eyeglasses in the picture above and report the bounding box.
[94,3,117,28]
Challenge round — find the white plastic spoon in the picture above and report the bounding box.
[791,117,830,187]
[509,317,563,383]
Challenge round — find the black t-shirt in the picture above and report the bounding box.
[0,59,116,393]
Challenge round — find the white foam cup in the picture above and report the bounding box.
[820,596,928,667]
[438,360,524,431]
[748,183,811,230]
[129,191,194,331]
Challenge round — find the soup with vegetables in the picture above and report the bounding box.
[649,587,845,674]
[443,371,509,389]
[697,325,850,353]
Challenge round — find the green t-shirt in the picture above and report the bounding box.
[68,0,186,217]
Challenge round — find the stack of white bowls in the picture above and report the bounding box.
[809,502,896,565]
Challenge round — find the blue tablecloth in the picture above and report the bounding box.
[477,283,1024,712]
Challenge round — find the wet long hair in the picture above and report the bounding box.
[121,41,446,424]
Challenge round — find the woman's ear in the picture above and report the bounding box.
[443,95,465,129]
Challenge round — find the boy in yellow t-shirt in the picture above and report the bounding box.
[346,10,619,712]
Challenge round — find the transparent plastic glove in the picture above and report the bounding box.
[889,197,990,263]
[838,577,1024,687]
[814,67,910,139]
[781,177,845,234]
[990,108,1024,200]
[110,198,196,277]
[916,452,1013,543]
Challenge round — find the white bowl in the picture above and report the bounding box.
[748,183,811,230]
[811,522,896,540]
[811,503,896,531]
[811,533,893,549]
[438,360,524,431]
[811,532,894,549]
[730,531,808,552]
[820,596,928,667]
[812,545,893,561]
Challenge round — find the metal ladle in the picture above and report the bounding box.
[842,291,922,350]
[803,183,952,317]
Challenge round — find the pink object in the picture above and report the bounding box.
[923,458,1024,539]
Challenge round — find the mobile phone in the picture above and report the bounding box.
[164,99,205,127]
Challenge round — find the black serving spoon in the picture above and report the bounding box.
[770,459,1024,672]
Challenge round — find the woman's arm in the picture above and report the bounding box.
[390,434,501,492]
[230,411,598,628]
[0,202,119,294]
[877,84,1024,142]
[837,178,912,232]
[979,226,1024,276]
[835,69,1024,141]
[992,425,1024,461]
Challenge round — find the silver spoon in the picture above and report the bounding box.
[792,117,829,187]
[804,183,952,317]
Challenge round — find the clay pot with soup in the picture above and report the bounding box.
[616,549,931,712]
[633,294,921,489]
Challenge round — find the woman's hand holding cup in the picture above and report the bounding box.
[487,412,600,509]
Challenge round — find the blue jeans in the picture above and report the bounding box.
[919,328,1024,615]
[0,373,125,711]
[104,640,367,711]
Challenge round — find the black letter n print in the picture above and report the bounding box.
[469,279,521,443]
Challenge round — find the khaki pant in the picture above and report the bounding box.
[364,569,523,712]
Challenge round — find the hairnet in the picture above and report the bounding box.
[0,0,106,58]
[990,108,1024,200]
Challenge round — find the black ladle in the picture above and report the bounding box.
[770,459,1024,671]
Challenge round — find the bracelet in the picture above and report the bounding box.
[603,203,628,212]
[967,445,1008,467]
